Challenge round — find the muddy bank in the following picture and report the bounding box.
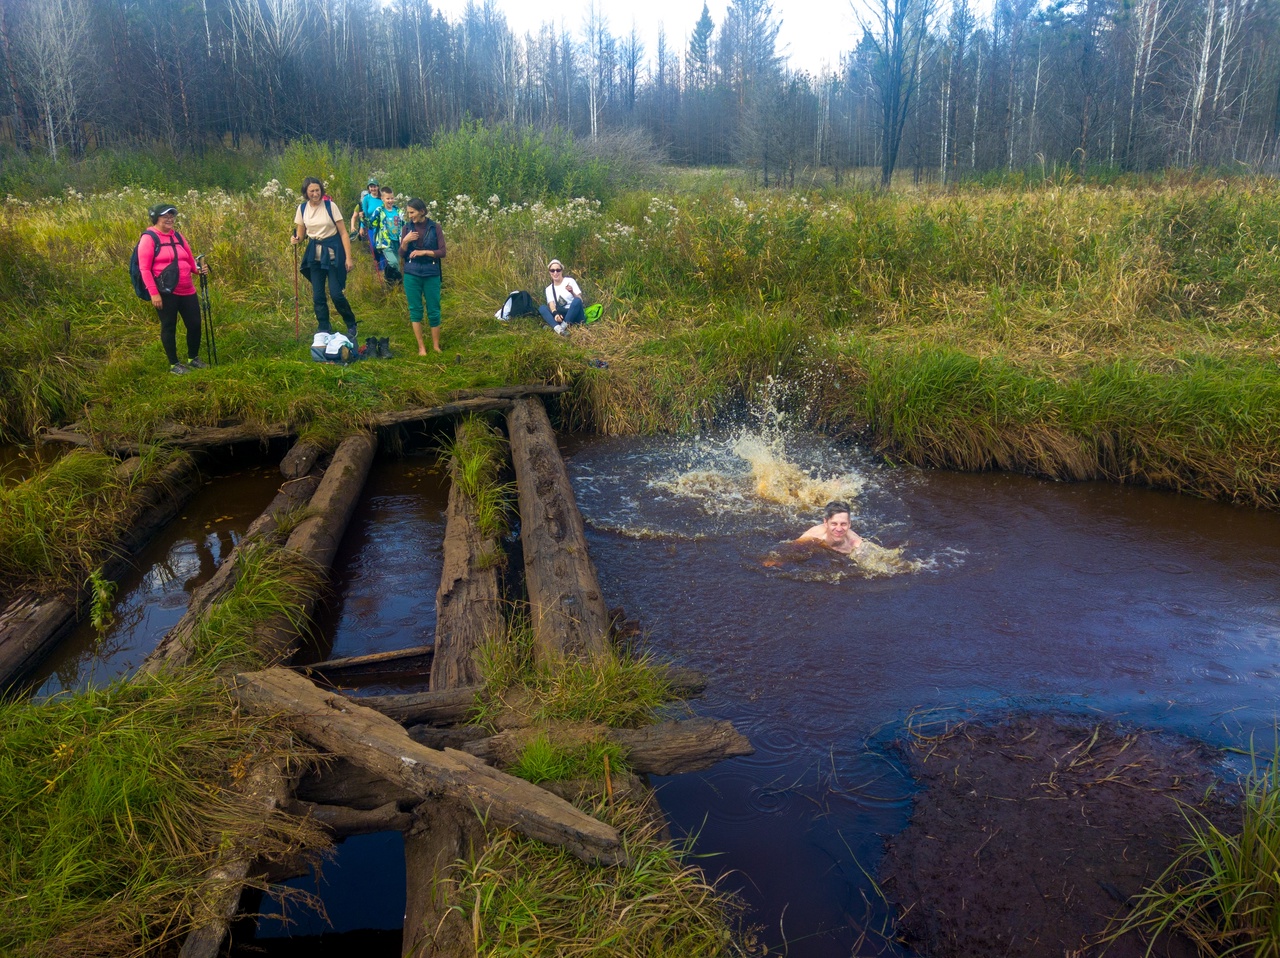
[881,714,1234,958]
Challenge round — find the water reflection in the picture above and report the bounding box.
[29,464,281,697]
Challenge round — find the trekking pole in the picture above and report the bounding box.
[196,255,217,366]
[291,238,300,342]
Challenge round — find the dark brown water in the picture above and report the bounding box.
[28,459,283,697]
[564,423,1280,957]
[80,419,1270,957]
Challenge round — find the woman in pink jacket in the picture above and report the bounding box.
[138,202,208,374]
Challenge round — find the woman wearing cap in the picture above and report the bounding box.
[539,260,584,335]
[399,198,447,354]
[139,203,208,374]
[292,177,359,341]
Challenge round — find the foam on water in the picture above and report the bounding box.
[569,379,938,578]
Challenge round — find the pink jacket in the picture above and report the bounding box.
[138,229,198,296]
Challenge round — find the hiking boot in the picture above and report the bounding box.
[365,336,379,356]
[187,357,209,369]
[554,323,568,336]
[169,363,190,375]
[377,337,394,359]
[346,324,358,342]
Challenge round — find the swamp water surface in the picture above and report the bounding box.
[27,458,283,697]
[49,422,1277,956]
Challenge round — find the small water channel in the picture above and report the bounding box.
[27,455,283,697]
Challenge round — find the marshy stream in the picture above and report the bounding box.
[29,413,1280,956]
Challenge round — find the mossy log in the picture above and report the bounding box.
[431,418,506,691]
[257,431,377,660]
[232,667,623,865]
[0,454,200,690]
[177,758,291,958]
[506,397,611,662]
[141,471,322,675]
[349,666,708,727]
[439,717,754,776]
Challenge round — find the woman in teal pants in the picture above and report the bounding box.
[399,198,447,354]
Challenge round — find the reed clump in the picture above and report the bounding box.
[1107,747,1280,957]
[475,620,679,731]
[454,800,755,957]
[0,673,327,958]
[441,416,514,541]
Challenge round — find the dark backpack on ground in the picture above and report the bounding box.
[129,229,184,299]
[497,290,539,319]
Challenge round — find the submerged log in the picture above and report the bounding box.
[0,454,200,690]
[232,667,622,864]
[403,804,481,958]
[431,418,506,690]
[450,385,569,401]
[286,798,414,838]
[506,397,610,662]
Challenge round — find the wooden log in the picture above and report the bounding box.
[40,421,294,455]
[0,454,200,691]
[370,398,510,429]
[506,397,610,662]
[297,645,434,686]
[431,419,506,691]
[403,804,480,958]
[450,385,569,401]
[280,438,324,479]
[285,799,414,838]
[461,717,754,776]
[232,667,622,864]
[178,758,290,958]
[296,758,420,811]
[350,686,484,725]
[352,669,707,729]
[255,431,378,660]
[141,473,322,675]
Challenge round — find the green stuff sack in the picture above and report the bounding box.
[584,303,603,323]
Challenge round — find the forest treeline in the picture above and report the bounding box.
[1,0,1278,184]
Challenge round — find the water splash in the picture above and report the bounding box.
[655,378,864,518]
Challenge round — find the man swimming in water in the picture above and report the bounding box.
[797,500,864,554]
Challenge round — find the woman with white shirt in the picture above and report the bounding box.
[539,259,584,335]
[291,177,359,341]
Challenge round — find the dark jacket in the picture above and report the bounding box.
[401,218,445,279]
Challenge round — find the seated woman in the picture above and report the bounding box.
[538,259,585,335]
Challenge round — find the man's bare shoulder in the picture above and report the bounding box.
[797,524,826,542]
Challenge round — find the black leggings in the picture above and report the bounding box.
[157,293,202,365]
[310,262,357,334]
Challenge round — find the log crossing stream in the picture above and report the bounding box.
[3,390,752,957]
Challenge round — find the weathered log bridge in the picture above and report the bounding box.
[7,386,752,956]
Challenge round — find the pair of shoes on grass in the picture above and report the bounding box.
[170,357,209,375]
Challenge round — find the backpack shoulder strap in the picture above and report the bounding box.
[323,199,339,228]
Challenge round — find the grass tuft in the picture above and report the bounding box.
[1108,744,1280,957]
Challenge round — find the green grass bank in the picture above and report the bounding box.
[3,142,1277,507]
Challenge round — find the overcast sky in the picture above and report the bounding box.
[431,0,863,76]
